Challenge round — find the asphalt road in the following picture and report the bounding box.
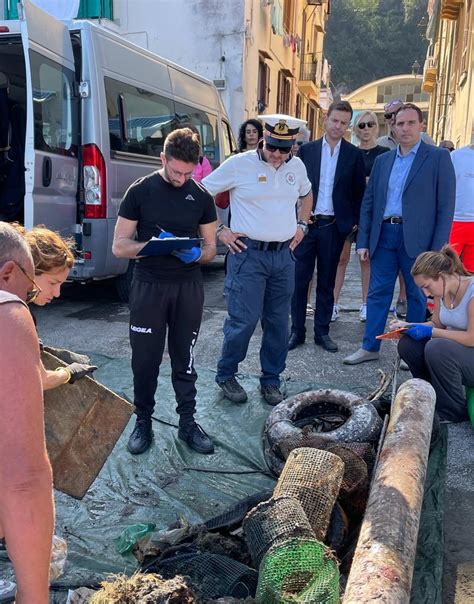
[34,252,474,602]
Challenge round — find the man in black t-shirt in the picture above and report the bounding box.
[112,128,217,455]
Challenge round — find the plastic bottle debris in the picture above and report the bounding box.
[115,523,156,554]
[0,579,16,603]
[50,535,68,581]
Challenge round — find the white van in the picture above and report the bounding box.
[0,0,236,299]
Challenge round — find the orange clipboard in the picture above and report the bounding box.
[376,327,407,340]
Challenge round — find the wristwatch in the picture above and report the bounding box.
[297,220,309,235]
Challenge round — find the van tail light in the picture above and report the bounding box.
[82,144,107,219]
[0,27,10,33]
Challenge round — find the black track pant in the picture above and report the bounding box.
[129,277,204,427]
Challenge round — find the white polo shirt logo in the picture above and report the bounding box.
[286,172,296,185]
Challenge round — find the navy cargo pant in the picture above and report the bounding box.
[129,277,204,428]
[217,239,295,387]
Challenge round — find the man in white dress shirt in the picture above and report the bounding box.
[289,100,366,353]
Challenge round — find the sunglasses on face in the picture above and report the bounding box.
[384,112,396,119]
[296,141,304,146]
[266,144,292,154]
[357,121,376,129]
[14,261,42,304]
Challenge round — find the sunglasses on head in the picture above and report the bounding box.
[266,144,292,154]
[357,121,376,129]
[14,261,42,304]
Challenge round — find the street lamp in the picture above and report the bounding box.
[411,60,420,77]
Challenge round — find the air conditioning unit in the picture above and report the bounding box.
[213,79,227,90]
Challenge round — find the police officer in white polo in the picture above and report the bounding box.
[203,115,313,405]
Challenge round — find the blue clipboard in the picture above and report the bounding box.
[138,237,203,257]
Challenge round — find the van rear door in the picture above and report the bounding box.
[19,0,79,233]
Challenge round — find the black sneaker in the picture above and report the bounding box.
[178,423,214,454]
[127,418,153,455]
[261,384,284,406]
[218,377,248,403]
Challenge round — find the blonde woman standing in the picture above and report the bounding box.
[333,111,389,322]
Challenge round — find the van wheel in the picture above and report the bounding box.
[115,260,135,303]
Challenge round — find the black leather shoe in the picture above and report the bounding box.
[314,334,338,353]
[127,418,153,455]
[288,333,305,351]
[178,423,214,454]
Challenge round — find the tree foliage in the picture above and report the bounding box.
[325,0,428,94]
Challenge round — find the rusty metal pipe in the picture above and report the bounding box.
[343,378,436,604]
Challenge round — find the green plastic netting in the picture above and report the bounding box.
[256,538,340,603]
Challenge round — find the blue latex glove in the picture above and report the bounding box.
[172,246,202,264]
[158,230,175,239]
[404,324,433,340]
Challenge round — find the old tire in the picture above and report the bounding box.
[263,389,382,476]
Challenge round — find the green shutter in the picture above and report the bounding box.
[5,2,19,19]
[78,0,113,19]
[5,0,112,20]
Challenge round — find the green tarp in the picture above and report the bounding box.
[0,354,446,602]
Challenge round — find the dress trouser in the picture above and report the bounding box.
[363,223,426,352]
[129,277,204,427]
[217,243,295,386]
[398,336,472,422]
[291,219,346,338]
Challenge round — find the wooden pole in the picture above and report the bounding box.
[343,378,436,604]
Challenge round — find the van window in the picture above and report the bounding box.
[221,120,235,159]
[105,77,176,157]
[30,51,77,156]
[174,102,219,163]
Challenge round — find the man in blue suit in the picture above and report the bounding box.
[289,100,366,353]
[344,103,455,364]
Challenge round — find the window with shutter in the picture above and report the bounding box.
[78,0,113,19]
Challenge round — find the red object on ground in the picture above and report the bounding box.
[449,221,474,272]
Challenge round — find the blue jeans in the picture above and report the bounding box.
[363,223,426,352]
[217,244,295,386]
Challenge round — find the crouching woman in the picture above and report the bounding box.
[394,245,473,423]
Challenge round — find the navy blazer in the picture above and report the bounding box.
[298,137,366,237]
[357,141,455,258]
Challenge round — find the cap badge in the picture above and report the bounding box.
[274,121,289,135]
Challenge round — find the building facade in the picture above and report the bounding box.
[105,0,331,137]
[343,74,431,137]
[3,0,331,138]
[422,0,474,146]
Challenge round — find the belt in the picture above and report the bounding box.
[383,216,403,224]
[244,238,291,251]
[309,214,335,224]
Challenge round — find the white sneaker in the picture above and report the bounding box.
[331,304,340,322]
[359,303,367,322]
[343,348,380,365]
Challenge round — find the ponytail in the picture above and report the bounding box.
[412,244,471,279]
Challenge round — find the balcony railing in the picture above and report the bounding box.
[300,55,318,83]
